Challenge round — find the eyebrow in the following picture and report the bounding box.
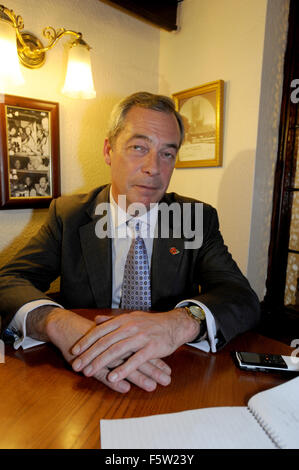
[129,134,179,151]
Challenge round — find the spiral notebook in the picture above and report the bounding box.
[100,376,299,449]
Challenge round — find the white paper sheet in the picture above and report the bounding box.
[100,406,276,449]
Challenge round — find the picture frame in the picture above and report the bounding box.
[0,94,60,209]
[172,80,224,168]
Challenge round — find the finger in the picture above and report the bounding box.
[105,357,170,387]
[94,315,112,324]
[138,361,171,387]
[80,334,147,377]
[92,366,131,394]
[72,326,139,373]
[105,358,125,368]
[71,318,122,356]
[104,351,133,369]
[126,369,157,392]
[149,358,171,375]
[107,346,154,383]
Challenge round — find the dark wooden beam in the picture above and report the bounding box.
[99,0,182,32]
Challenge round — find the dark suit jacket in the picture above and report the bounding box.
[0,184,260,348]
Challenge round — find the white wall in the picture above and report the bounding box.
[0,0,290,300]
[159,0,289,299]
[0,0,160,273]
[159,0,269,276]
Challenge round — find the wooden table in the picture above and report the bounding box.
[0,309,294,449]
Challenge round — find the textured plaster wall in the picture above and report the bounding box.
[0,0,290,301]
[159,0,289,295]
[159,0,268,276]
[0,0,160,281]
[247,0,290,298]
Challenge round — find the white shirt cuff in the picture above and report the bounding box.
[7,299,63,350]
[175,299,218,353]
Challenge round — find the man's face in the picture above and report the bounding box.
[39,177,46,188]
[103,106,181,210]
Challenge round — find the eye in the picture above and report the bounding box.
[161,150,176,160]
[128,144,148,155]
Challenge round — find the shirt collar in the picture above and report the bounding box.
[109,187,158,234]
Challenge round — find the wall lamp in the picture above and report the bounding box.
[0,4,96,99]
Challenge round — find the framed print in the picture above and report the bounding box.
[0,94,60,208]
[172,80,224,168]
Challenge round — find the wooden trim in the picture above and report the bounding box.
[0,94,60,209]
[98,0,181,32]
[263,0,299,315]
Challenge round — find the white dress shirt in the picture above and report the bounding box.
[8,189,218,352]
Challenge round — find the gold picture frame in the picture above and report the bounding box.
[173,80,224,168]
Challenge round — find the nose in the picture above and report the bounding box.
[142,149,160,176]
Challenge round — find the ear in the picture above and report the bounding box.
[103,138,112,166]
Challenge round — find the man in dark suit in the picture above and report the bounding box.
[0,92,260,393]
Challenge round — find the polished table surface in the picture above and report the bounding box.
[0,309,294,449]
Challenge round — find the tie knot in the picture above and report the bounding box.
[128,219,141,237]
[135,221,140,234]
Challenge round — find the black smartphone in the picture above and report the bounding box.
[234,351,297,372]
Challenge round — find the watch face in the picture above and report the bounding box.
[189,305,205,321]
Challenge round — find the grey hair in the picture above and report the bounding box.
[107,91,185,148]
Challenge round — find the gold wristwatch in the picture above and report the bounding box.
[184,305,207,339]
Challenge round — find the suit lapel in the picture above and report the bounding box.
[78,188,188,309]
[151,203,185,308]
[79,185,112,307]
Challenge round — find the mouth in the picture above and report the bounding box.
[134,184,159,191]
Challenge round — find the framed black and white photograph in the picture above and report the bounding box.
[0,94,60,208]
[172,80,224,168]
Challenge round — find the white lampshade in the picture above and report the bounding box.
[62,41,96,99]
[0,20,24,92]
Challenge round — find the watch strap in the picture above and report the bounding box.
[184,305,207,341]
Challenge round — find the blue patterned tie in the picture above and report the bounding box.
[121,220,151,310]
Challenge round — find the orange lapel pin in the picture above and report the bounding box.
[169,247,180,255]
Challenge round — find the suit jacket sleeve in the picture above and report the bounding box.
[0,199,62,333]
[190,205,260,348]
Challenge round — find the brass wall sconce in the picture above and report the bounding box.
[0,4,96,98]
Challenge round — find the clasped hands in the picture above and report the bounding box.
[48,308,199,394]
